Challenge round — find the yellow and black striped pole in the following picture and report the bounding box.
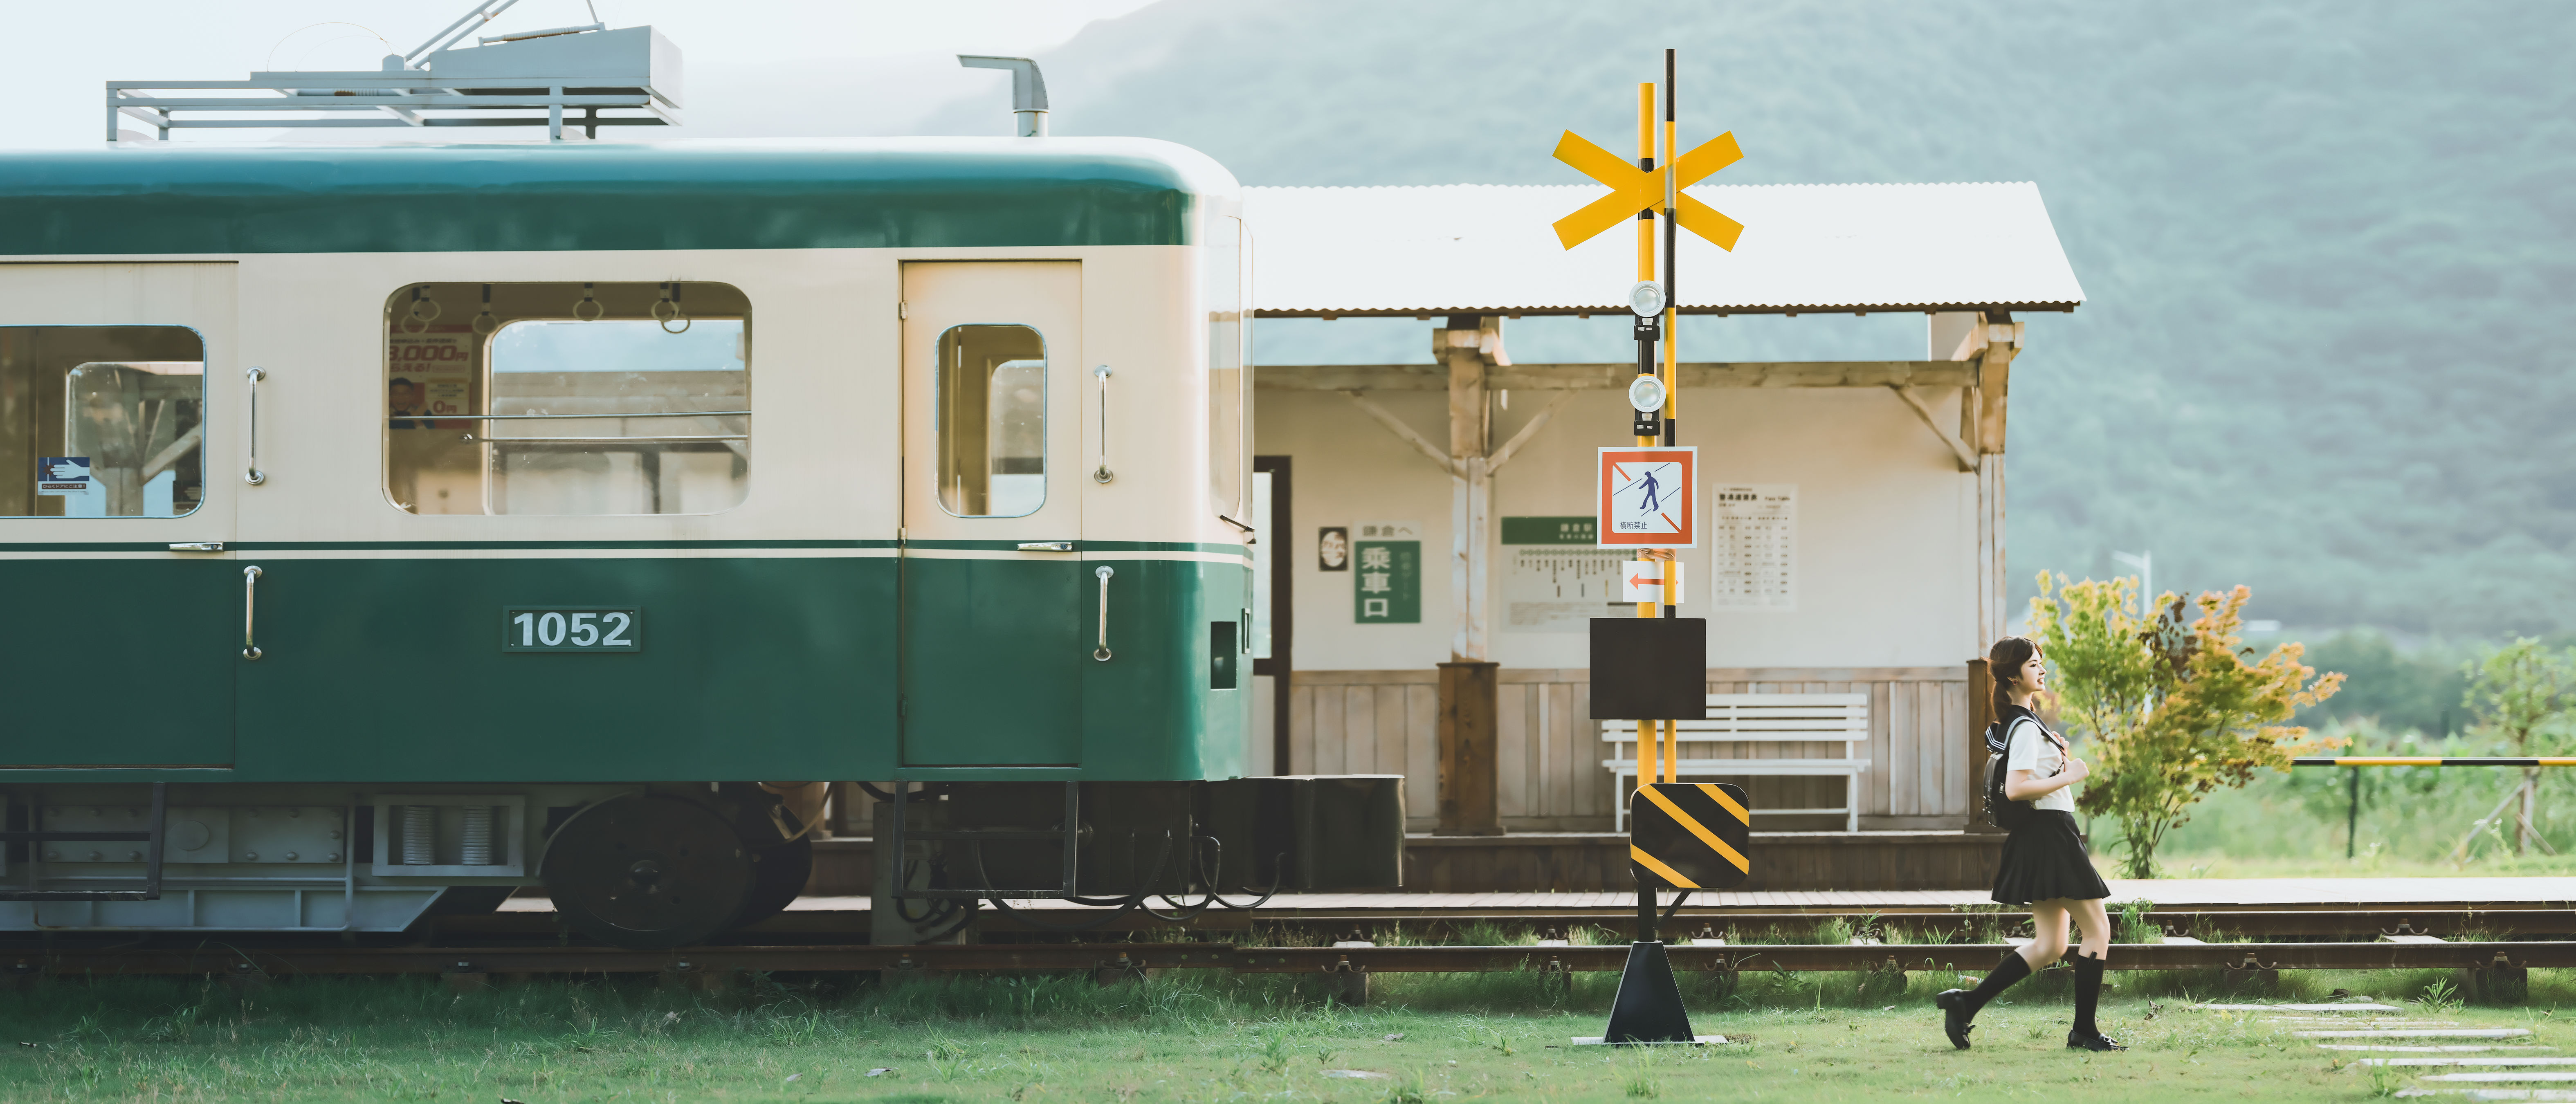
[1629,79,1667,796]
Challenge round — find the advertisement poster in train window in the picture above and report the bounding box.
[386,325,477,426]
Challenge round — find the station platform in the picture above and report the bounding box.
[804,830,2010,895]
[494,877,2576,925]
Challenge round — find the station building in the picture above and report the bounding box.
[1233,181,2084,890]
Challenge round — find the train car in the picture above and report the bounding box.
[0,138,1403,948]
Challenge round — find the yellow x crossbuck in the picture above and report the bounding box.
[1550,130,1746,251]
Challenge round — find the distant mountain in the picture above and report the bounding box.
[939,0,2575,638]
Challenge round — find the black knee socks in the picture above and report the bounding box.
[2072,951,2106,1036]
[1961,949,2033,1015]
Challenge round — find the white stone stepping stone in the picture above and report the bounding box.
[2391,1091,2576,1101]
[2201,1003,2403,1012]
[2301,1029,2533,1039]
[2352,1059,2576,1067]
[2420,1073,2576,1083]
[2275,1017,2458,1024]
[2321,1046,2558,1053]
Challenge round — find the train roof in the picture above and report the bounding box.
[0,137,1240,256]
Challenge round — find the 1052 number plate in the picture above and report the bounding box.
[503,607,642,653]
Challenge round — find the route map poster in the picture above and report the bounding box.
[1501,516,1626,632]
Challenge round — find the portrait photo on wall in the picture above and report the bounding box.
[1317,526,1349,571]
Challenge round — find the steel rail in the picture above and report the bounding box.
[8,940,2574,980]
[990,909,2576,938]
[420,907,2576,942]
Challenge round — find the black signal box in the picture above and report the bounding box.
[1588,617,1707,720]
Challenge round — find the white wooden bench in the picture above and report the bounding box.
[1603,693,1871,832]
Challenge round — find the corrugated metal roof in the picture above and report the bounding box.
[1243,182,2084,316]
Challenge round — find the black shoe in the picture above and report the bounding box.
[2066,1029,2127,1052]
[1936,989,1976,1050]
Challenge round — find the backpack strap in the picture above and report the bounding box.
[1988,714,2042,758]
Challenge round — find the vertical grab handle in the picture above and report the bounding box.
[243,366,267,485]
[1091,366,1114,484]
[241,565,263,660]
[1092,565,1115,661]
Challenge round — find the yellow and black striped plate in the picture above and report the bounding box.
[1628,781,1751,890]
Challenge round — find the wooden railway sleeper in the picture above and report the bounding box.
[1319,953,1369,1006]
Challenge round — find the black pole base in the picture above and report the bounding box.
[1600,941,1696,1044]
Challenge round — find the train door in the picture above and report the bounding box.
[897,262,1085,766]
[0,263,238,767]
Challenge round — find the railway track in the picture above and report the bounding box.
[428,904,2576,942]
[13,895,2569,987]
[7,938,2572,985]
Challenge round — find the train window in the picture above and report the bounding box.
[382,282,750,516]
[1207,216,1251,523]
[934,324,1047,518]
[0,326,206,518]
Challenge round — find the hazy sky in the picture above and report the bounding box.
[0,0,1159,148]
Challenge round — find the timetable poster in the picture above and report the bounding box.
[1500,515,1627,632]
[1709,484,1796,610]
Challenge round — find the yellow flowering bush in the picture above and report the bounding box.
[2028,572,2346,878]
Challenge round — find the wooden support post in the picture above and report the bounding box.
[1436,660,1503,836]
[1442,315,1496,664]
[1429,315,1511,838]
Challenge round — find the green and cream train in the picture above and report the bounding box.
[0,139,1401,947]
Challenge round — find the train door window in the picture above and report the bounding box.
[1206,216,1251,523]
[0,326,206,518]
[381,282,750,516]
[934,324,1047,518]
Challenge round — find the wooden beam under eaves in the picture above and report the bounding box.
[1255,361,1975,392]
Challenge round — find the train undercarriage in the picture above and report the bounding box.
[0,777,1404,949]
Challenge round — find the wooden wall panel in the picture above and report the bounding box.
[1293,667,1970,832]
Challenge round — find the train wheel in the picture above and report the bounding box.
[541,794,752,949]
[730,835,814,930]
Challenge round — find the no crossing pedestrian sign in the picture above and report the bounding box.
[1597,447,1696,549]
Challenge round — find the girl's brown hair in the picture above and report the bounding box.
[1988,635,2041,720]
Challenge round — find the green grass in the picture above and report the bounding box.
[4,969,2572,1102]
[2132,848,2576,880]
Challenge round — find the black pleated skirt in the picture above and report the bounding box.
[1990,810,2110,906]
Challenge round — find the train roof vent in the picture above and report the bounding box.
[958,56,1049,138]
[104,0,682,146]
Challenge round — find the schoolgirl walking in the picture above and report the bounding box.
[1937,635,2126,1052]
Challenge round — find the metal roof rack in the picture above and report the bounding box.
[105,0,681,145]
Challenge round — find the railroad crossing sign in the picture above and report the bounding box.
[1597,447,1696,548]
[1628,781,1751,890]
[1549,129,1747,250]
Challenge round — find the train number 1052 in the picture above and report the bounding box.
[503,607,643,653]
